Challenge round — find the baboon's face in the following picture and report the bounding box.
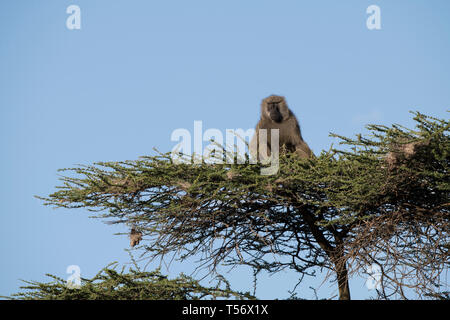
[262,96,288,123]
[267,102,283,123]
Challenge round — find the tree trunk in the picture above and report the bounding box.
[335,260,351,300]
[299,207,351,300]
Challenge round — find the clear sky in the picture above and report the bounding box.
[1,0,449,299]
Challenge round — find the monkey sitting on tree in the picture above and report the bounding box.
[250,95,314,161]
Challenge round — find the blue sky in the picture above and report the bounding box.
[1,0,449,299]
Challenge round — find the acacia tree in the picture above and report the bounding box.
[39,112,449,300]
[7,262,254,300]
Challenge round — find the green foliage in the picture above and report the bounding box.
[6,263,254,300]
[40,112,448,224]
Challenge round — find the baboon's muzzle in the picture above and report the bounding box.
[270,110,283,123]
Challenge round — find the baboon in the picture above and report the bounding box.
[250,95,313,160]
[129,227,142,247]
[385,140,429,169]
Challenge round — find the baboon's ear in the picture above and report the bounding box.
[279,98,291,121]
[260,100,270,119]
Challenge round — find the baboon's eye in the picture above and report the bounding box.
[269,102,278,110]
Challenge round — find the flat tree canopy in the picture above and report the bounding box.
[7,262,254,300]
[32,112,448,300]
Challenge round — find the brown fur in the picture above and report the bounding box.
[250,95,313,160]
[385,140,429,169]
[129,228,142,247]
